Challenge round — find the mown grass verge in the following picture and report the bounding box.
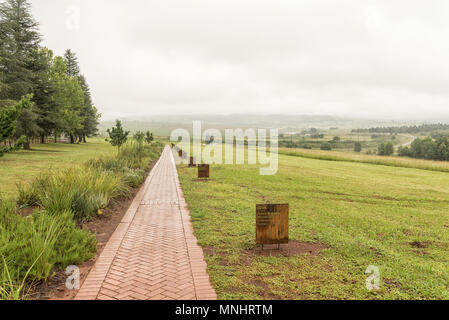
[178,152,449,300]
[0,141,164,299]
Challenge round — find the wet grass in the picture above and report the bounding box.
[178,152,449,300]
[0,139,115,199]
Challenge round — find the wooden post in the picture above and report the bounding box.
[189,157,196,167]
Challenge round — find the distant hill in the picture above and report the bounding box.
[99,114,413,136]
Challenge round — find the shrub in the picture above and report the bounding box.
[86,141,163,188]
[0,203,96,299]
[320,142,332,151]
[3,140,163,299]
[17,168,129,221]
[122,168,145,188]
[134,131,145,144]
[16,174,51,207]
[378,142,394,156]
[302,144,312,150]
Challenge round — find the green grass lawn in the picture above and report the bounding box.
[178,152,449,300]
[0,139,116,199]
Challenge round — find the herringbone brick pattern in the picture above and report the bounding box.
[75,146,216,300]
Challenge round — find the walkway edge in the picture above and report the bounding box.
[75,154,164,300]
[170,149,218,300]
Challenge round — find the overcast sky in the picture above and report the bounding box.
[30,0,449,121]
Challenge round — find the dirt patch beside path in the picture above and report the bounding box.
[249,241,327,257]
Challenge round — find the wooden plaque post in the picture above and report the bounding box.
[198,164,210,178]
[256,204,289,248]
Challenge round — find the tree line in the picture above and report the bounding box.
[398,137,449,161]
[0,0,100,153]
[352,123,449,134]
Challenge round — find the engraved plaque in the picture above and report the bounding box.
[256,204,289,245]
[198,164,210,178]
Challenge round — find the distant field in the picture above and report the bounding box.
[178,152,449,299]
[280,148,449,173]
[0,139,115,199]
[279,133,413,152]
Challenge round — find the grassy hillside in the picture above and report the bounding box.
[0,139,115,198]
[178,152,449,299]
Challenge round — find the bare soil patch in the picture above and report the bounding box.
[18,206,37,217]
[249,241,326,257]
[409,241,431,249]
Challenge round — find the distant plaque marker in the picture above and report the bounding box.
[198,164,210,178]
[178,150,183,157]
[189,157,196,167]
[256,204,289,248]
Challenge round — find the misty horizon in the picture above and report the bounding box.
[99,112,449,124]
[31,0,449,121]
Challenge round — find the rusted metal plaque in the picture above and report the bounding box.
[198,164,210,178]
[189,157,196,167]
[256,204,289,245]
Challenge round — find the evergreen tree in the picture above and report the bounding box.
[378,142,394,156]
[31,47,61,143]
[77,75,100,142]
[106,120,130,152]
[14,93,40,150]
[134,131,145,144]
[64,49,80,78]
[51,56,84,143]
[145,131,154,144]
[0,4,101,153]
[0,0,41,101]
[0,100,21,143]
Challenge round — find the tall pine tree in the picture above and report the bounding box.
[31,47,61,143]
[77,75,100,142]
[64,49,80,78]
[0,0,41,101]
[64,50,100,143]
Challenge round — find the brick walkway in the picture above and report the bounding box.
[75,146,217,300]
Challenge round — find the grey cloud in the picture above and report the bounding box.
[30,0,449,120]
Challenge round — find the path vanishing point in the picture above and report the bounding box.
[75,146,217,300]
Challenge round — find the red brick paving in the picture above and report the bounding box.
[75,146,216,300]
